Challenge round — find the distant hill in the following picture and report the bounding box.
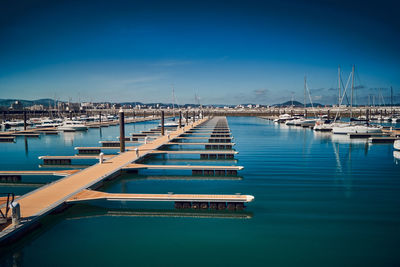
[0,98,57,108]
[274,101,324,107]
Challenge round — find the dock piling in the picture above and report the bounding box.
[11,202,21,227]
[161,111,165,136]
[119,109,125,152]
[23,111,27,130]
[179,110,182,128]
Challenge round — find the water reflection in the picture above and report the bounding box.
[394,150,400,161]
[61,131,85,145]
[330,134,368,145]
[24,137,28,156]
[66,207,253,220]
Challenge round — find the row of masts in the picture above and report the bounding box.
[301,65,395,120]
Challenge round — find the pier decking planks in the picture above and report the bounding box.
[0,119,209,238]
[122,163,243,171]
[67,189,253,203]
[0,170,79,176]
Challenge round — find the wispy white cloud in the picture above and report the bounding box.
[149,60,194,67]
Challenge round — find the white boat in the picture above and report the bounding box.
[332,124,382,134]
[160,121,179,127]
[2,120,25,127]
[58,120,88,131]
[394,150,400,160]
[285,116,303,126]
[285,119,296,126]
[300,119,317,127]
[274,114,291,123]
[313,119,333,131]
[394,140,400,150]
[36,119,61,128]
[292,118,305,126]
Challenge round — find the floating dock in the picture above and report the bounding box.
[368,137,400,143]
[0,116,253,244]
[0,137,15,143]
[348,133,386,139]
[0,170,79,176]
[67,189,253,204]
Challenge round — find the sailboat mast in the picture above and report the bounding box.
[391,86,393,114]
[304,76,306,110]
[350,65,354,118]
[171,86,175,118]
[338,65,341,106]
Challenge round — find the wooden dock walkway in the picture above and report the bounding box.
[122,163,243,171]
[0,117,251,243]
[0,170,79,176]
[149,150,238,154]
[173,136,233,140]
[67,189,253,203]
[38,155,115,160]
[166,142,235,146]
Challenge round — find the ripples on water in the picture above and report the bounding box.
[1,117,400,266]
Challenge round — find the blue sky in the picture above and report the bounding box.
[1,0,399,105]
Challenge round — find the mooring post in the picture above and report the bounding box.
[161,110,165,136]
[99,152,104,164]
[119,109,125,152]
[133,110,135,120]
[143,111,146,118]
[186,110,189,124]
[179,110,182,128]
[193,111,196,122]
[23,111,27,130]
[69,111,72,120]
[99,111,102,125]
[10,202,21,227]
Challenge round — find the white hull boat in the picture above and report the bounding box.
[332,125,382,135]
[394,140,400,150]
[300,119,317,127]
[58,121,88,131]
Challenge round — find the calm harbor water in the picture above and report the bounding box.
[1,117,400,266]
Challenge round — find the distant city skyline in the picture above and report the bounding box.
[1,0,399,105]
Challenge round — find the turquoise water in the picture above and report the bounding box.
[1,117,400,266]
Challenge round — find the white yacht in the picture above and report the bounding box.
[58,120,88,131]
[36,119,61,128]
[285,116,302,126]
[273,114,291,123]
[394,140,400,150]
[300,119,317,127]
[160,121,179,127]
[2,120,25,128]
[313,119,333,131]
[332,124,382,134]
